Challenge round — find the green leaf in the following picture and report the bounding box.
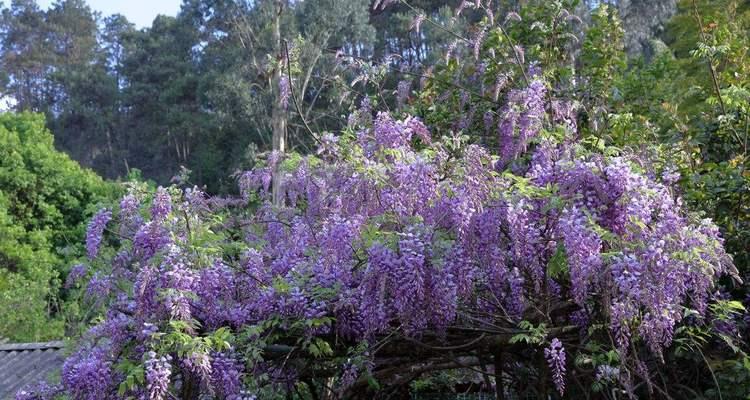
[547,244,568,279]
[367,374,381,390]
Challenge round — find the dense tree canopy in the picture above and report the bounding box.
[0,0,686,192]
[0,0,378,192]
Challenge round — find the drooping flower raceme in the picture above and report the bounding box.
[497,79,546,167]
[86,208,112,259]
[396,80,411,108]
[145,351,171,400]
[65,263,88,289]
[61,347,113,400]
[150,187,172,221]
[545,338,566,395]
[210,352,244,398]
[15,382,61,400]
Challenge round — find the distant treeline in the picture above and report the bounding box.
[0,0,672,193]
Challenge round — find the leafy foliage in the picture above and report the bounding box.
[0,112,114,341]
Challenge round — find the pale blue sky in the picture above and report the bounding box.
[37,0,182,28]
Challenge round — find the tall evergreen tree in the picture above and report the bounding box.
[117,14,203,184]
[0,0,52,111]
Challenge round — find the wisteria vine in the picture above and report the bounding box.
[18,93,736,399]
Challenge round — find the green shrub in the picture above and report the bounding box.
[0,112,116,341]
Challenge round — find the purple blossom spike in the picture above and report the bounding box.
[210,352,244,397]
[65,263,88,289]
[151,187,172,221]
[119,193,142,236]
[544,338,566,395]
[596,365,620,383]
[119,194,139,220]
[134,221,171,260]
[86,209,112,259]
[145,351,171,400]
[473,28,487,60]
[338,362,360,392]
[182,352,212,384]
[61,347,113,400]
[560,207,602,305]
[15,382,62,400]
[497,79,546,167]
[86,272,111,300]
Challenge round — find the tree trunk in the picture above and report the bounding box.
[180,371,200,400]
[271,0,287,207]
[105,126,115,175]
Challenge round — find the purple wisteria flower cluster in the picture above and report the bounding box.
[85,208,111,259]
[145,351,171,400]
[39,79,736,399]
[545,338,566,395]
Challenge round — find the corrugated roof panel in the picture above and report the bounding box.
[1,350,48,389]
[0,342,65,400]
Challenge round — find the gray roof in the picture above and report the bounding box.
[0,339,65,399]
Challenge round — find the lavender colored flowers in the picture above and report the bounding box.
[15,382,61,400]
[44,69,737,399]
[65,263,88,289]
[396,80,411,108]
[497,79,546,167]
[210,352,244,397]
[86,208,112,259]
[145,351,171,400]
[544,338,566,395]
[150,187,172,221]
[61,347,113,400]
[118,193,142,236]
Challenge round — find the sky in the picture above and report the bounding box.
[37,0,182,28]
